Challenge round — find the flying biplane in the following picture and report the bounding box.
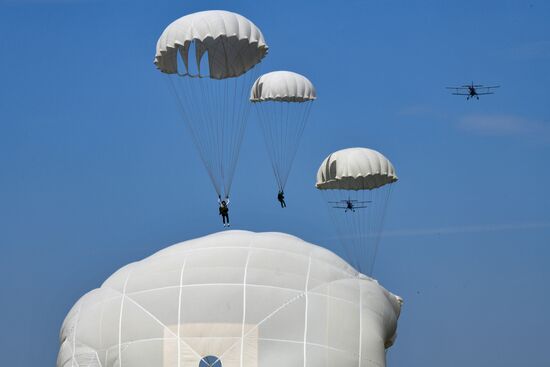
[329,198,372,212]
[446,82,500,100]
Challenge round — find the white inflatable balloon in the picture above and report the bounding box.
[57,231,402,367]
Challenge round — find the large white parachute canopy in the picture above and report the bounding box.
[57,231,402,367]
[251,71,316,192]
[155,10,268,197]
[316,148,398,275]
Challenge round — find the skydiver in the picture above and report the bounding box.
[218,195,230,227]
[277,190,286,208]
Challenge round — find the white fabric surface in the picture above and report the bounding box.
[316,148,398,191]
[250,71,316,102]
[57,230,402,367]
[155,10,268,78]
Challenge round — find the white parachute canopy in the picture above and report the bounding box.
[57,231,402,367]
[250,71,316,102]
[156,10,268,198]
[251,71,316,191]
[316,148,398,275]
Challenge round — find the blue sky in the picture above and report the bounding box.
[1,0,549,366]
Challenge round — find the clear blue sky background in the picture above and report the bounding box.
[1,0,549,366]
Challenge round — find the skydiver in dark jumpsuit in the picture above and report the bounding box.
[218,196,230,227]
[277,191,286,208]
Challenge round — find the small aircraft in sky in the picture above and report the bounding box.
[329,198,372,212]
[446,82,500,100]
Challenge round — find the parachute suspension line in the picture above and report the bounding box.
[255,100,313,191]
[364,185,394,275]
[200,41,225,195]
[254,103,283,190]
[168,40,261,198]
[282,102,291,187]
[196,73,221,194]
[225,63,258,195]
[321,190,358,271]
[167,76,222,195]
[355,189,367,273]
[190,74,223,195]
[279,102,286,186]
[213,35,260,196]
[285,101,312,186]
[232,39,258,196]
[362,189,375,274]
[320,185,393,276]
[257,101,283,190]
[262,101,281,189]
[351,191,365,272]
[216,37,229,195]
[276,102,285,189]
[169,47,224,196]
[369,184,393,276]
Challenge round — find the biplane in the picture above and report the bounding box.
[329,198,372,212]
[446,82,500,100]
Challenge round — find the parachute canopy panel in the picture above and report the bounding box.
[250,71,316,102]
[316,147,398,191]
[155,10,268,78]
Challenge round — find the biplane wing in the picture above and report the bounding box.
[475,86,499,95]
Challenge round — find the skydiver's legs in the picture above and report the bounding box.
[222,214,229,226]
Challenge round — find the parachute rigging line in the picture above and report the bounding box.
[254,100,313,191]
[167,39,261,198]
